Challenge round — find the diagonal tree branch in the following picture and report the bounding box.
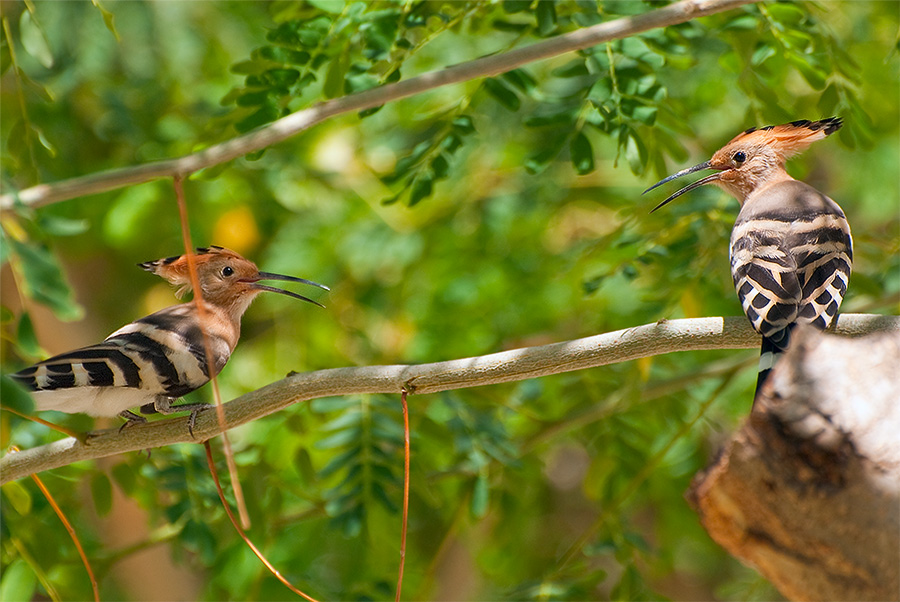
[0,0,756,212]
[2,313,896,484]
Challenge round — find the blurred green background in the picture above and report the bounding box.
[1,1,897,600]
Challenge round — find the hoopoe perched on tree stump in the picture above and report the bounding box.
[644,117,852,394]
[11,246,328,432]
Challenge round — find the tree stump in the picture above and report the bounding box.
[689,325,900,601]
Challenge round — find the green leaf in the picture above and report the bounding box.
[323,48,350,99]
[91,472,113,516]
[111,463,137,497]
[308,0,346,14]
[631,105,657,126]
[38,214,88,237]
[91,0,120,41]
[0,560,36,602]
[570,131,595,175]
[502,0,532,14]
[0,375,35,415]
[20,9,54,69]
[525,108,577,127]
[407,174,434,207]
[262,68,300,88]
[235,102,280,133]
[525,135,566,174]
[8,239,83,321]
[470,472,489,518]
[16,312,44,358]
[15,66,53,102]
[623,129,648,175]
[236,90,272,107]
[1,36,11,76]
[787,54,826,90]
[257,46,310,65]
[483,78,520,111]
[552,59,589,78]
[294,448,318,483]
[315,425,361,449]
[451,115,476,135]
[501,68,537,94]
[766,3,806,26]
[751,43,776,66]
[1,480,33,515]
[492,20,530,33]
[431,154,449,179]
[536,0,557,36]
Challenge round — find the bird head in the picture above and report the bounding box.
[644,117,842,210]
[139,246,328,315]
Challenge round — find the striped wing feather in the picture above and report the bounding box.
[730,180,852,351]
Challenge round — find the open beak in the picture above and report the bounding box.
[642,161,727,213]
[246,272,330,308]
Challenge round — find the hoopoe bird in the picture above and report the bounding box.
[644,117,852,393]
[11,246,328,431]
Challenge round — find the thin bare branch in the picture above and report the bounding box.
[2,313,896,484]
[0,0,756,212]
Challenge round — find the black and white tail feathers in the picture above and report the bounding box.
[756,325,794,392]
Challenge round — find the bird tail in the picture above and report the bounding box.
[755,325,794,396]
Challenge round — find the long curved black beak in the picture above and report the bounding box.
[642,161,725,213]
[250,272,330,308]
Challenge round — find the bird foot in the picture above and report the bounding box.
[151,398,214,439]
[117,410,148,433]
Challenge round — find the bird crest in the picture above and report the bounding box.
[139,246,241,298]
[719,117,842,162]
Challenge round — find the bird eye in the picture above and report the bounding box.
[733,151,747,164]
[222,266,234,277]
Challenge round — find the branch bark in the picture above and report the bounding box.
[0,0,756,212]
[2,313,896,484]
[689,326,900,601]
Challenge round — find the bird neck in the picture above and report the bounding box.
[192,298,244,353]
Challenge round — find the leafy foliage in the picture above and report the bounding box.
[1,1,897,600]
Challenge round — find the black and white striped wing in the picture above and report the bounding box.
[730,180,852,348]
[791,214,852,330]
[10,304,229,417]
[730,223,802,349]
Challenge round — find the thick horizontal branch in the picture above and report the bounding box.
[0,0,755,211]
[2,313,896,483]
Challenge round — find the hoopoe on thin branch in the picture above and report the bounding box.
[644,117,852,394]
[11,246,328,432]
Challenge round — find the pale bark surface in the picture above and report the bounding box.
[690,326,900,602]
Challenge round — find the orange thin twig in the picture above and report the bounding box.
[395,388,410,602]
[173,175,251,530]
[203,441,320,602]
[9,446,100,601]
[1,406,83,441]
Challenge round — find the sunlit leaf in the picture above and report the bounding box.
[1,480,33,515]
[20,10,53,69]
[0,560,36,602]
